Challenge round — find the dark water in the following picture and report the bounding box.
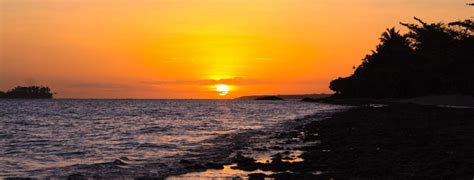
[0,99,344,178]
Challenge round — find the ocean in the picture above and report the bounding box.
[0,99,345,178]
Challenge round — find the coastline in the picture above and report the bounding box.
[4,100,472,179]
[170,102,474,179]
[161,104,348,179]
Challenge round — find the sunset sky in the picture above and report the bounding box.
[1,0,472,98]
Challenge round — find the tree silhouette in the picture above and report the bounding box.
[330,17,474,98]
[0,86,54,99]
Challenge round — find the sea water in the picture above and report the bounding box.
[0,99,344,178]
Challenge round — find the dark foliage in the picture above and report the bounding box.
[330,17,474,98]
[1,86,54,99]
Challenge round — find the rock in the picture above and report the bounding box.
[233,153,258,171]
[205,162,224,169]
[67,173,85,180]
[248,173,267,180]
[255,96,284,101]
[233,153,254,164]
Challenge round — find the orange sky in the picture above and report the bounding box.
[1,0,472,98]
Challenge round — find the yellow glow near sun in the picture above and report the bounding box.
[215,84,230,96]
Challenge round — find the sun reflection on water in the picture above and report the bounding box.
[167,163,273,180]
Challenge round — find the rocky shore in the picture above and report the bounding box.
[7,103,472,179]
[172,103,474,179]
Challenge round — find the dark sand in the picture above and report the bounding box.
[173,104,474,179]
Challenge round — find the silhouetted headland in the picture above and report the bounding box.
[237,94,330,100]
[329,17,473,99]
[254,96,284,101]
[0,86,54,99]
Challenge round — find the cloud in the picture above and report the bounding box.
[142,77,327,86]
[142,77,264,86]
[66,82,133,89]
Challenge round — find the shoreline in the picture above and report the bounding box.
[4,101,472,179]
[170,103,474,179]
[163,105,348,179]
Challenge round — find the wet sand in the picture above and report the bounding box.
[171,103,474,179]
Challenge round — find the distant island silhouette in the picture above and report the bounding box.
[0,86,54,99]
[254,96,284,101]
[329,17,473,99]
[236,94,330,100]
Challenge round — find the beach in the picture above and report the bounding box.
[2,99,473,179]
[171,102,474,179]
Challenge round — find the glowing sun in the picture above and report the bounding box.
[215,84,230,96]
